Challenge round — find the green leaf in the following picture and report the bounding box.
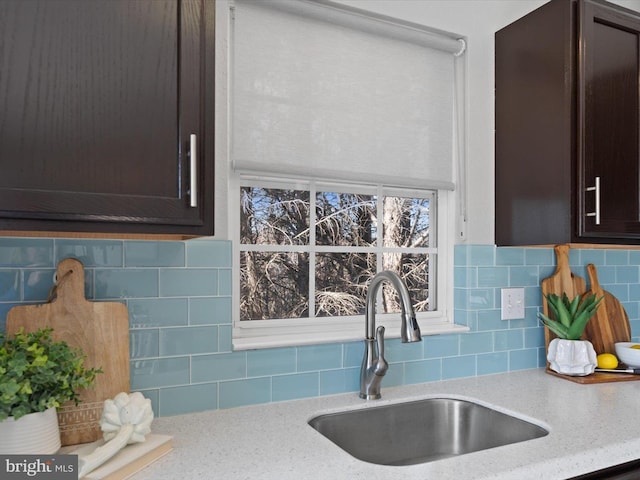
[545,294,562,322]
[557,294,573,328]
[568,294,581,318]
[544,293,571,328]
[538,312,569,338]
[0,327,102,420]
[540,292,603,340]
[574,293,600,317]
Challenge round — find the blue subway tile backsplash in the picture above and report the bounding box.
[131,357,190,390]
[2,239,640,416]
[247,347,297,377]
[219,377,271,409]
[272,372,319,402]
[57,239,124,267]
[158,383,218,417]
[297,344,343,372]
[159,326,219,356]
[128,298,189,328]
[159,268,218,297]
[0,238,54,267]
[0,270,20,302]
[319,367,360,395]
[124,241,185,268]
[96,269,159,299]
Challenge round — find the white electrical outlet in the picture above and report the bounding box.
[501,287,525,320]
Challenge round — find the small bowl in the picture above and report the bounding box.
[615,342,640,368]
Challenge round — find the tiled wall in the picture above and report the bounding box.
[1,238,638,416]
[0,237,232,417]
[455,246,639,374]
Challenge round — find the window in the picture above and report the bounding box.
[232,178,463,349]
[240,181,434,320]
[229,0,468,348]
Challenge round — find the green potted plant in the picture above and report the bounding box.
[538,292,603,376]
[0,327,101,454]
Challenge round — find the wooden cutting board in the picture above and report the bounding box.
[6,258,130,446]
[541,244,587,349]
[583,263,631,355]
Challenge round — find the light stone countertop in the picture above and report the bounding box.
[131,369,640,480]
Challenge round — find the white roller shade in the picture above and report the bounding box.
[231,0,464,190]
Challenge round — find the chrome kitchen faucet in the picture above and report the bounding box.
[359,271,422,400]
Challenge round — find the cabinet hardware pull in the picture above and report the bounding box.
[189,134,198,208]
[585,176,600,225]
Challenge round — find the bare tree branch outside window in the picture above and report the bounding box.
[240,186,434,321]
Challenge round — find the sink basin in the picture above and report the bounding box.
[308,397,548,466]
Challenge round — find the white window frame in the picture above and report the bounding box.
[231,176,467,350]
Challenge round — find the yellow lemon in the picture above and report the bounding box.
[631,345,640,350]
[597,353,619,369]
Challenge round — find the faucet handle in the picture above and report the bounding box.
[374,326,388,376]
[375,326,385,358]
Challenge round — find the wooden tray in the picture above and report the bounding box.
[60,434,172,480]
[546,368,640,384]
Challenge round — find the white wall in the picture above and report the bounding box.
[215,0,640,244]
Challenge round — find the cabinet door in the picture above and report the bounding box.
[0,0,214,235]
[579,0,640,240]
[495,0,575,246]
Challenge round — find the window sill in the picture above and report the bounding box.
[232,321,470,351]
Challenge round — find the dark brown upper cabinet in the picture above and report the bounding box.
[0,0,214,236]
[495,0,640,245]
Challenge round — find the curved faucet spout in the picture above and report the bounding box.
[364,270,421,342]
[360,270,422,400]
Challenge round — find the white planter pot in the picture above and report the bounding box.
[547,338,597,376]
[0,407,61,454]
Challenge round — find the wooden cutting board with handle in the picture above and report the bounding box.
[541,244,587,350]
[583,263,631,355]
[6,258,130,446]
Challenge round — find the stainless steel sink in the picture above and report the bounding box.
[308,397,548,466]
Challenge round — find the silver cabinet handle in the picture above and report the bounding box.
[586,176,600,225]
[189,134,198,208]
